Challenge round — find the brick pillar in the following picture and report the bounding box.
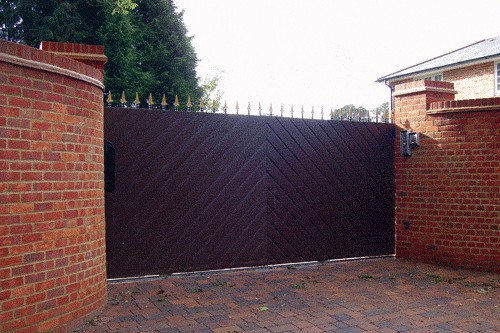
[393,80,456,131]
[40,41,107,74]
[393,80,499,272]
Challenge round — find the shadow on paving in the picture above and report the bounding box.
[75,257,499,333]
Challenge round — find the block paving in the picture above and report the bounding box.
[75,258,499,332]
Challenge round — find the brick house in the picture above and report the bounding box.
[377,36,500,102]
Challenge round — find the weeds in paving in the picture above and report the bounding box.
[422,273,499,294]
[425,273,445,284]
[293,282,306,289]
[157,295,167,302]
[358,273,375,280]
[304,275,320,283]
[190,287,203,293]
[156,287,168,301]
[212,279,227,287]
[87,317,100,326]
[258,305,269,312]
[463,281,498,294]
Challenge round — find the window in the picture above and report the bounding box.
[496,62,500,95]
[423,73,443,81]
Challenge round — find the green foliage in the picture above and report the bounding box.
[133,0,200,106]
[201,69,224,111]
[358,273,375,280]
[331,104,370,121]
[0,0,22,42]
[293,282,306,289]
[18,0,108,47]
[212,279,227,287]
[112,0,137,15]
[372,102,390,122]
[331,102,389,122]
[3,0,200,105]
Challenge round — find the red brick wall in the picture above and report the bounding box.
[40,41,107,74]
[0,40,107,332]
[393,80,499,272]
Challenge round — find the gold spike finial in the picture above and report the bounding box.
[199,98,204,111]
[173,95,179,107]
[107,91,113,104]
[161,94,168,108]
[147,93,154,108]
[134,92,140,107]
[120,91,126,104]
[187,96,192,108]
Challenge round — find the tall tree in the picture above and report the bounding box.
[332,104,371,121]
[96,1,150,101]
[18,0,108,46]
[1,0,201,105]
[134,0,200,105]
[0,0,22,42]
[371,102,389,122]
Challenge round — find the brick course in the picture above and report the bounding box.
[393,80,499,272]
[0,40,106,332]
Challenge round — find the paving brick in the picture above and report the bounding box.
[74,258,500,332]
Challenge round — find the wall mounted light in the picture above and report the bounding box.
[400,130,420,156]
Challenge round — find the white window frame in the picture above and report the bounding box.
[416,72,443,82]
[495,62,500,95]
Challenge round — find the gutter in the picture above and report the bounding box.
[377,54,500,83]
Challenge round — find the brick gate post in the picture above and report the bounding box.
[392,80,499,272]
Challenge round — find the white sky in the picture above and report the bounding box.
[175,0,499,112]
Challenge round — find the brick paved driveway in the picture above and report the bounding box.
[76,258,499,332]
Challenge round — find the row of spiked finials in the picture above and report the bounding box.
[105,91,393,122]
[106,91,199,111]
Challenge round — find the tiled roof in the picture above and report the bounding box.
[377,37,500,82]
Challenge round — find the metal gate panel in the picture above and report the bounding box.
[265,118,395,264]
[105,108,395,278]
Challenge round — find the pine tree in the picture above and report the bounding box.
[2,0,201,106]
[134,0,200,106]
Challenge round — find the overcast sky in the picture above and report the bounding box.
[175,0,499,112]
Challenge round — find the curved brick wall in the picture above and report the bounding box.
[0,40,106,332]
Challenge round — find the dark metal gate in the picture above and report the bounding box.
[105,108,395,278]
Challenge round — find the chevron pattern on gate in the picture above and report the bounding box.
[105,108,395,278]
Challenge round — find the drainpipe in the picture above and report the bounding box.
[385,80,395,120]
